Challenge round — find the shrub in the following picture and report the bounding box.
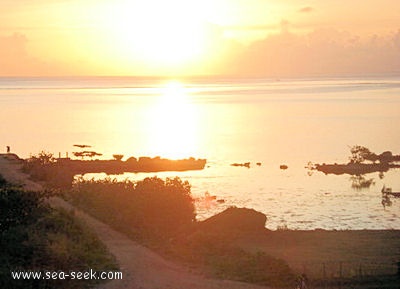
[0,184,117,289]
[0,186,49,232]
[112,154,124,161]
[0,173,7,187]
[22,151,55,181]
[69,176,196,242]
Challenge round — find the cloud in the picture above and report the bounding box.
[0,33,63,76]
[299,6,313,13]
[221,29,400,77]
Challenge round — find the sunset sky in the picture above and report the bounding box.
[1,0,400,77]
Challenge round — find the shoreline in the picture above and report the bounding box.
[1,152,398,233]
[1,153,399,288]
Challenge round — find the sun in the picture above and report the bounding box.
[145,81,199,159]
[106,0,209,68]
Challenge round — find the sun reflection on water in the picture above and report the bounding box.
[145,81,200,159]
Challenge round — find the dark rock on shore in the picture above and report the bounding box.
[199,207,267,233]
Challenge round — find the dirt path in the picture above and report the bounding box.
[0,154,42,191]
[0,154,270,289]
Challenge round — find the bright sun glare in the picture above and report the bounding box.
[146,81,199,159]
[108,0,208,67]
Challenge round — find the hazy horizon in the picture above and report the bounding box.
[2,0,400,77]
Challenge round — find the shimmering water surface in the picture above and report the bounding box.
[1,76,399,229]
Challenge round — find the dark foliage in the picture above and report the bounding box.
[0,186,49,232]
[112,154,124,161]
[349,145,375,164]
[0,173,7,186]
[22,151,55,181]
[69,176,196,242]
[0,179,117,289]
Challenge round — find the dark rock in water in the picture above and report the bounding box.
[216,199,225,204]
[280,165,288,170]
[314,162,398,175]
[256,162,262,166]
[200,207,267,232]
[231,162,250,168]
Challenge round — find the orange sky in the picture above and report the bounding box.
[1,0,400,76]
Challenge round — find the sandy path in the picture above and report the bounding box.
[0,154,43,191]
[0,154,270,289]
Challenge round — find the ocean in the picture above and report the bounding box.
[1,76,399,229]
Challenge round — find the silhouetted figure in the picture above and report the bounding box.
[6,146,10,153]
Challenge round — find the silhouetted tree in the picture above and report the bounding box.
[349,145,377,163]
[29,151,54,166]
[113,154,124,161]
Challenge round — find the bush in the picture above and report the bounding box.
[0,173,7,187]
[69,176,196,242]
[0,183,117,289]
[22,151,55,181]
[0,186,49,232]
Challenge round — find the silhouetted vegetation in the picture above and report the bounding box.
[73,151,102,160]
[23,152,207,189]
[349,145,375,164]
[0,177,117,289]
[0,173,7,186]
[22,151,55,181]
[313,146,400,176]
[112,154,124,161]
[68,176,196,242]
[22,151,72,188]
[350,145,400,164]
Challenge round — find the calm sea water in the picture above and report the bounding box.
[1,76,400,229]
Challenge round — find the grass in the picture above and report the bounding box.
[0,176,118,289]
